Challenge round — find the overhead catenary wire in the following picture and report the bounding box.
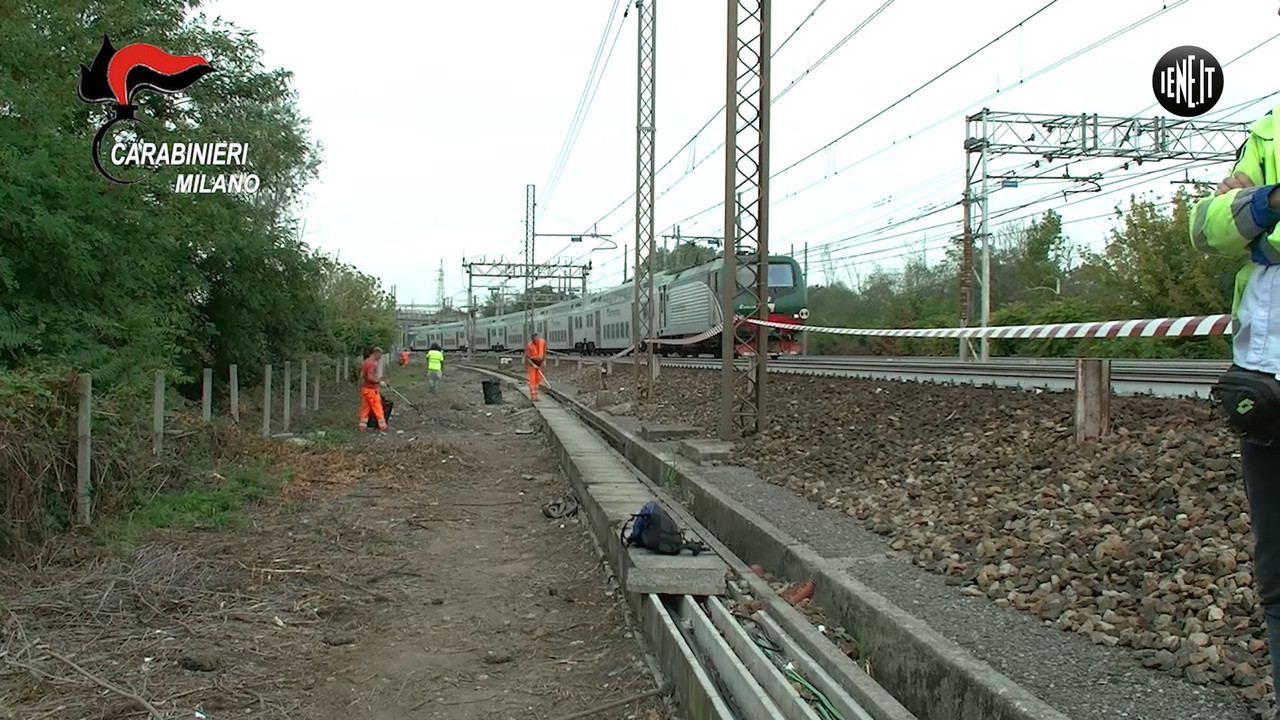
[576,0,1266,293]
[822,158,1217,269]
[601,0,904,239]
[560,0,837,256]
[759,73,1280,275]
[793,64,1280,267]
[771,0,896,104]
[638,0,1073,243]
[583,153,1213,290]
[675,0,1197,242]
[803,148,1222,265]
[790,28,1280,255]
[580,35,1280,291]
[776,0,1191,188]
[457,3,1273,303]
[544,0,876,268]
[537,0,627,229]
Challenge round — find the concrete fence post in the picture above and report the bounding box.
[343,356,349,382]
[1075,358,1112,444]
[334,358,340,384]
[299,358,307,415]
[76,374,92,526]
[201,368,212,423]
[152,369,165,455]
[313,374,319,411]
[283,360,292,432]
[262,364,272,437]
[229,364,239,422]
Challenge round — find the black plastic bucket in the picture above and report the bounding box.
[482,380,503,405]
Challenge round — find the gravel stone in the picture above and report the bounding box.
[546,365,1270,720]
[698,465,1253,720]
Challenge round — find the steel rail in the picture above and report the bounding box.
[623,356,1230,399]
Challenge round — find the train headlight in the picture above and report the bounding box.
[798,308,810,320]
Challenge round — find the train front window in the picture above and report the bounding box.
[768,263,794,288]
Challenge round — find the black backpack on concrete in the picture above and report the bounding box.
[621,501,707,556]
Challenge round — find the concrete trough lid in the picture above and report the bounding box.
[640,423,700,441]
[678,439,735,464]
[624,548,728,596]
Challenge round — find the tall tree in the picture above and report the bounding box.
[0,0,392,392]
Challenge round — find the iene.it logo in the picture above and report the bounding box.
[77,35,260,194]
[1152,46,1223,118]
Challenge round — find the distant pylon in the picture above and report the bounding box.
[436,260,446,311]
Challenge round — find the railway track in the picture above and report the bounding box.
[614,355,1230,399]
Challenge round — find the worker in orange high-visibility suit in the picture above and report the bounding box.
[399,349,410,366]
[358,347,388,432]
[525,333,547,400]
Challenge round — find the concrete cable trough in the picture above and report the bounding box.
[466,359,1084,720]
[465,364,905,720]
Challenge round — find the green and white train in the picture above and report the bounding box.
[410,251,808,358]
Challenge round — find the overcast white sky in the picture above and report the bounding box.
[200,0,1280,309]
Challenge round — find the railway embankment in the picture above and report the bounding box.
[521,360,1268,720]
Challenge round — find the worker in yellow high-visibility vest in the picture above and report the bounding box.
[426,343,445,393]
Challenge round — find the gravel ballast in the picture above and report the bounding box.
[542,361,1273,719]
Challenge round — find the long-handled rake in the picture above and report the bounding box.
[382,382,422,416]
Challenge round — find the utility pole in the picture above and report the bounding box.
[633,0,658,395]
[962,108,1250,361]
[522,184,537,340]
[959,166,975,361]
[466,270,475,357]
[391,284,400,349]
[720,0,770,440]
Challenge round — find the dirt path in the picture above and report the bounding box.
[0,364,667,720]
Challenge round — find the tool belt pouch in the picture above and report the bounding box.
[1211,365,1280,441]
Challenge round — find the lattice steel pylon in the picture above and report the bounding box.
[524,183,536,340]
[961,108,1251,361]
[719,0,770,440]
[633,0,658,396]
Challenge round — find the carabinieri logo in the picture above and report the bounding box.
[77,35,260,194]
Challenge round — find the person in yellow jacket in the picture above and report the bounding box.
[1190,105,1280,718]
[425,343,444,393]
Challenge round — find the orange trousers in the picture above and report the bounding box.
[527,363,543,399]
[358,387,387,431]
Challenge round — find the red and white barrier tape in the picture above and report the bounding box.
[741,314,1235,339]
[596,323,730,361]
[652,323,726,346]
[475,314,1229,365]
